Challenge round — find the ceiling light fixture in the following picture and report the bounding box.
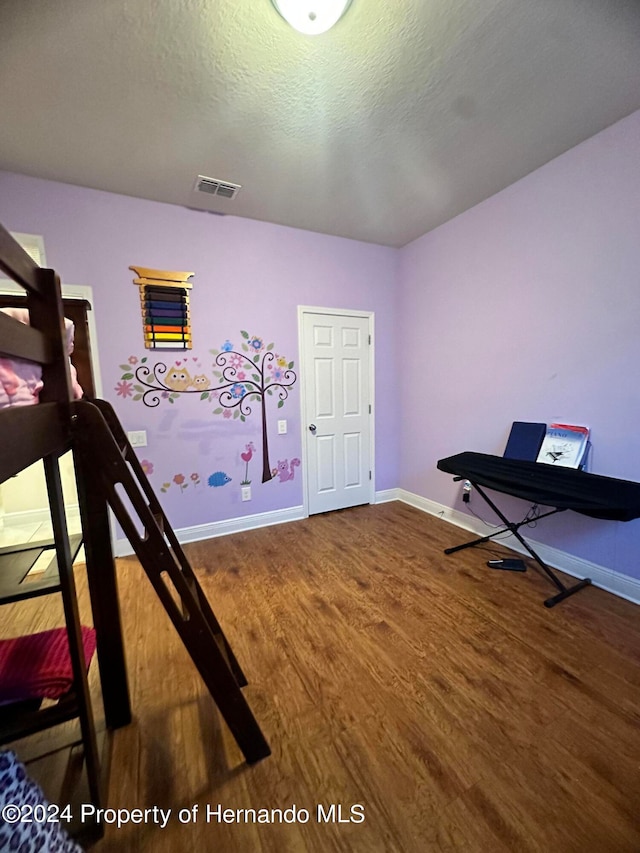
[271,0,352,36]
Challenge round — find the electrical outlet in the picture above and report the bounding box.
[277,419,287,435]
[127,430,147,448]
[241,486,251,502]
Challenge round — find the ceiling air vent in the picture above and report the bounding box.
[194,175,241,200]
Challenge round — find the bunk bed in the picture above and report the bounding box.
[0,224,135,838]
[0,224,269,841]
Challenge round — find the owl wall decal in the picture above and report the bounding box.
[165,365,193,391]
[192,374,210,390]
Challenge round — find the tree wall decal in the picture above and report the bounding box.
[118,332,297,483]
[208,332,296,482]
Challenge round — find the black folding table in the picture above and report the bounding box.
[437,452,640,607]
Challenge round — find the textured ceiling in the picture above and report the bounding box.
[1,0,640,247]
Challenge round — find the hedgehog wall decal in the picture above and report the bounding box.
[208,471,232,488]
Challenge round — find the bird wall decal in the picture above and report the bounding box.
[241,441,256,484]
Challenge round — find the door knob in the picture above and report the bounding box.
[308,424,317,433]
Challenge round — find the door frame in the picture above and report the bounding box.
[297,305,376,517]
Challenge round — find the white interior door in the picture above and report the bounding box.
[301,310,373,515]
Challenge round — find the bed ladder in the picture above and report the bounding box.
[71,398,270,764]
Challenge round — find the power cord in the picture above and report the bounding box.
[466,501,540,535]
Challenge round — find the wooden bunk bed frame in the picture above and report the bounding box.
[0,224,269,839]
[0,224,110,840]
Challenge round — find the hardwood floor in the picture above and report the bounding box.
[3,502,640,851]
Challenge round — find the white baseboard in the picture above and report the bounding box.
[397,489,640,606]
[114,504,307,557]
[375,488,400,503]
[3,504,81,528]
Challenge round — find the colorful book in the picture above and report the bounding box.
[536,424,590,468]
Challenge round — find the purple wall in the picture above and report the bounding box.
[398,109,640,579]
[0,173,399,529]
[2,108,639,582]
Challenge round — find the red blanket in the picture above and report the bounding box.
[0,627,96,702]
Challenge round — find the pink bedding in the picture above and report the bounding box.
[0,307,83,407]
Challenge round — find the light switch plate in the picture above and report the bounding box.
[127,430,147,448]
[277,419,287,435]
